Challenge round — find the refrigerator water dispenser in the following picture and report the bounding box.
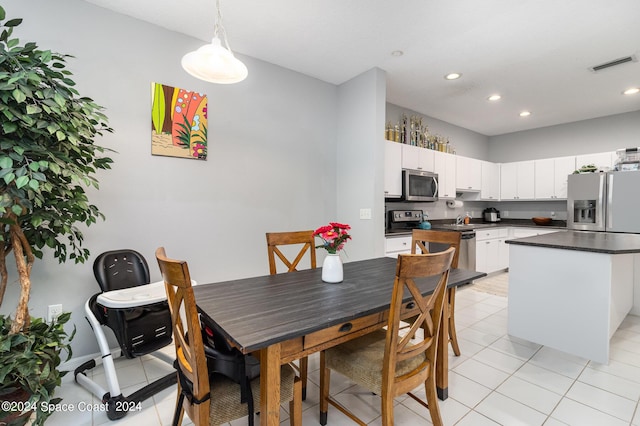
[573,200,597,224]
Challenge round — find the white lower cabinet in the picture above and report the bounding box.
[475,228,509,274]
[385,236,412,258]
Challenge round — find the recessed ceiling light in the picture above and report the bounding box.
[623,87,639,95]
[391,50,404,57]
[444,73,461,80]
[519,111,531,117]
[487,94,501,101]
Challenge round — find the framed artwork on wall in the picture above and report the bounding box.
[151,82,208,160]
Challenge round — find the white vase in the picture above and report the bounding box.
[322,253,343,283]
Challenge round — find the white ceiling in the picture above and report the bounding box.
[84,0,640,136]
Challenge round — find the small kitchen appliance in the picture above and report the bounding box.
[483,207,501,223]
[402,169,439,202]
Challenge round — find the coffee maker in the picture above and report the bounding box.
[483,207,501,223]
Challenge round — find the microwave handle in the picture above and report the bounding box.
[432,177,439,197]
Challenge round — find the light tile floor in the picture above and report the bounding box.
[48,272,640,425]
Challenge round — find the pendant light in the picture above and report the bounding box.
[181,0,248,84]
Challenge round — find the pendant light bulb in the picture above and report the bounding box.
[181,0,248,84]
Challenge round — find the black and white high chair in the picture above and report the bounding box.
[74,249,177,420]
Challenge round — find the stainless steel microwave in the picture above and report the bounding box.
[402,169,439,202]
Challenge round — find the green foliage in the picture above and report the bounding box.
[0,6,114,264]
[0,313,75,426]
[174,113,192,149]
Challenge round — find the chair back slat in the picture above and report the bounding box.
[266,230,316,274]
[155,247,210,425]
[383,248,455,395]
[411,229,461,268]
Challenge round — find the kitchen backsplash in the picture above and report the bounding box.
[385,200,567,222]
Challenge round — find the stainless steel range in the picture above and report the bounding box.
[386,209,424,233]
[386,209,476,271]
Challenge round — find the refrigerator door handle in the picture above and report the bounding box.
[606,173,614,230]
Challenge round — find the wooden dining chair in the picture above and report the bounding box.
[411,229,463,356]
[265,230,315,399]
[155,247,302,426]
[266,230,317,274]
[319,248,455,426]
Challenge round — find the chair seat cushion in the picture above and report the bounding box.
[209,363,295,425]
[324,330,426,394]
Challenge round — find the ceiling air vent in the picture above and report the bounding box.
[589,55,637,72]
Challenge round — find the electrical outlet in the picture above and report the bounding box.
[359,208,372,220]
[551,211,556,217]
[47,304,63,323]
[502,210,509,217]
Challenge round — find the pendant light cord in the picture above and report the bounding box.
[214,0,233,53]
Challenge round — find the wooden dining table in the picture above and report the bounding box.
[193,256,485,426]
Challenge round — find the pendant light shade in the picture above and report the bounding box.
[181,0,247,84]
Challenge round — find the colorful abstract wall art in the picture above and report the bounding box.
[151,82,208,160]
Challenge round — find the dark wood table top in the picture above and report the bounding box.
[193,256,485,354]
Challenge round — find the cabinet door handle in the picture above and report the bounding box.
[406,302,415,309]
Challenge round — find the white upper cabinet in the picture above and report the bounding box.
[534,156,575,199]
[480,160,500,200]
[401,144,434,172]
[383,142,616,204]
[575,151,615,171]
[500,161,535,200]
[456,156,481,191]
[433,150,456,199]
[384,141,403,198]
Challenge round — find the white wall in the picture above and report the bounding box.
[336,69,387,260]
[1,0,339,356]
[489,110,640,163]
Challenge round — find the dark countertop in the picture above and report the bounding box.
[506,230,640,254]
[385,219,566,237]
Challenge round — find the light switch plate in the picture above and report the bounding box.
[359,208,372,220]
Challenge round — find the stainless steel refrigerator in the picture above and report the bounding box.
[567,170,640,234]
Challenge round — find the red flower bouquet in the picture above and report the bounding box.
[313,222,352,254]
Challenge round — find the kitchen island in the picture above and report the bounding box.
[507,231,640,364]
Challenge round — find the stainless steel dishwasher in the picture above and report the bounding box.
[431,230,476,271]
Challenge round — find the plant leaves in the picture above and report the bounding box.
[5,18,23,27]
[15,175,29,189]
[0,156,12,169]
[12,87,26,103]
[2,121,17,134]
[26,104,42,115]
[3,172,15,184]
